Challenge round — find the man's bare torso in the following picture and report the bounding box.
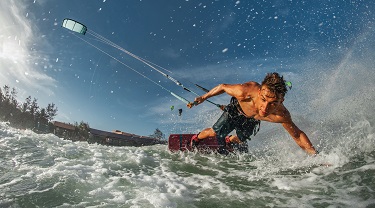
[234,82,289,123]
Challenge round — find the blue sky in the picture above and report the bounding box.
[0,0,374,137]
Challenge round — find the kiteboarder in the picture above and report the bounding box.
[188,72,319,155]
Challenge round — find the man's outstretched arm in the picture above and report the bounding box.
[282,121,318,155]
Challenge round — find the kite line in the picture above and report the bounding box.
[61,18,220,108]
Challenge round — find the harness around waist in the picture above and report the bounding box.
[226,97,261,136]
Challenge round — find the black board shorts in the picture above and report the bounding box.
[213,97,260,146]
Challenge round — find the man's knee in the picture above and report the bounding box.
[229,135,241,143]
[199,128,216,139]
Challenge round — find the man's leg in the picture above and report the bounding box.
[191,111,232,149]
[212,112,236,155]
[190,128,216,148]
[197,128,216,140]
[227,135,241,143]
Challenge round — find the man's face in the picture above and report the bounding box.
[257,86,283,117]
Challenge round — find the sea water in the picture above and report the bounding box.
[0,113,374,208]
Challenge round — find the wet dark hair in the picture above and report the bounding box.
[261,72,288,97]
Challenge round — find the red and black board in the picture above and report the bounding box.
[168,134,220,152]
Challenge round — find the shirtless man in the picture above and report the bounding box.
[188,72,318,155]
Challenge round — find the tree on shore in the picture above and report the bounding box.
[46,103,58,122]
[0,85,57,130]
[150,128,165,140]
[0,84,92,140]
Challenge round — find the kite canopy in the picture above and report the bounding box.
[62,18,87,35]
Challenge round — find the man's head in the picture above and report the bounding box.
[257,73,288,116]
[261,72,288,98]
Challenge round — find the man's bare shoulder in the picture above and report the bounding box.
[223,81,260,99]
[273,105,292,123]
[226,81,259,88]
[238,81,260,98]
[241,81,260,88]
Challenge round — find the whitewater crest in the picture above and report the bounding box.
[1,118,375,207]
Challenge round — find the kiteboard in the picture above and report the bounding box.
[168,134,250,153]
[168,134,220,153]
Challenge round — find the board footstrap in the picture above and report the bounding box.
[179,134,183,151]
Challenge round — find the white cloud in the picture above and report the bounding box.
[0,0,56,100]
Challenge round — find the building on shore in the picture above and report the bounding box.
[88,128,167,146]
[53,121,76,138]
[51,121,166,146]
